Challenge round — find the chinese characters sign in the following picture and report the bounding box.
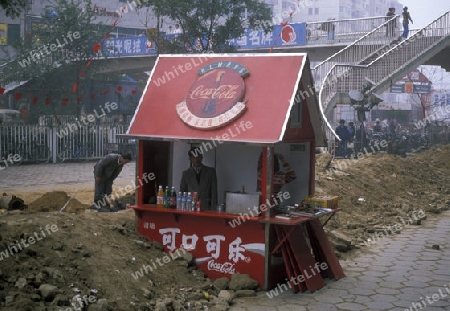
[138,212,266,285]
[103,36,156,57]
[101,23,308,57]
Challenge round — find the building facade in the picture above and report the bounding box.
[263,0,404,23]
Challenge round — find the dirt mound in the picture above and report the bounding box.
[0,210,241,310]
[315,144,450,256]
[26,191,88,214]
[1,144,450,310]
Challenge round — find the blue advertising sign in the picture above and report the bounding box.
[229,23,307,49]
[102,23,307,56]
[390,84,405,93]
[413,84,431,94]
[390,83,431,94]
[103,36,156,57]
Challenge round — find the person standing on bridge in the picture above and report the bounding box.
[386,7,397,37]
[401,7,413,39]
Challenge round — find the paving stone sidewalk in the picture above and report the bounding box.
[0,161,136,193]
[230,210,450,311]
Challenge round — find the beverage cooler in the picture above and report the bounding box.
[121,53,345,291]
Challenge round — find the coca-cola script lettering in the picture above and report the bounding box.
[189,85,239,100]
[207,260,236,275]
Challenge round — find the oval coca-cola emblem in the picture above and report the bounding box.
[176,61,250,130]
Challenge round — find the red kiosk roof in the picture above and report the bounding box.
[126,53,325,145]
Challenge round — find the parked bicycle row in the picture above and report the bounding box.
[0,125,136,164]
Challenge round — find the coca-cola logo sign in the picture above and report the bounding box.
[176,61,249,130]
[207,260,236,275]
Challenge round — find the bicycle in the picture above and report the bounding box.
[15,138,51,164]
[57,144,92,163]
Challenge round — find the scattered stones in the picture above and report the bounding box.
[229,274,258,290]
[15,277,27,289]
[38,284,58,301]
[218,290,235,303]
[213,277,229,290]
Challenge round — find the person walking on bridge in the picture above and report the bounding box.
[401,7,413,38]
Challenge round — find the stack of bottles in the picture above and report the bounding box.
[156,185,201,212]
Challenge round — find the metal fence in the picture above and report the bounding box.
[326,123,450,157]
[0,124,135,164]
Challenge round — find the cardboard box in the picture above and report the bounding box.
[305,194,339,208]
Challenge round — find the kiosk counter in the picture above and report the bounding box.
[122,53,344,291]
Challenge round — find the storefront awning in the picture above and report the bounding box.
[126,53,326,145]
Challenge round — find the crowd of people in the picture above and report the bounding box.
[334,118,401,158]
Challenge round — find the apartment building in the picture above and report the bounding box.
[263,0,403,23]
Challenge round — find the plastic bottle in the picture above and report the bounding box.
[186,192,192,212]
[169,186,177,208]
[164,186,170,208]
[191,192,197,211]
[156,185,164,208]
[181,192,187,210]
[176,192,182,210]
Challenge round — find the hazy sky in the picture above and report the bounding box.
[401,0,450,29]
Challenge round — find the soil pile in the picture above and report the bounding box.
[0,144,450,310]
[315,144,450,256]
[0,210,249,311]
[26,191,88,214]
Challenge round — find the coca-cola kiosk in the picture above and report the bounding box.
[123,53,344,291]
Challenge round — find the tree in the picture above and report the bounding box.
[0,0,29,18]
[0,0,110,121]
[140,0,273,53]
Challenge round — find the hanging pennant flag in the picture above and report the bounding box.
[102,89,110,95]
[61,98,69,106]
[72,82,78,93]
[0,87,4,95]
[45,98,51,106]
[15,93,22,100]
[93,43,102,54]
[32,96,38,105]
[131,89,137,94]
[77,96,83,103]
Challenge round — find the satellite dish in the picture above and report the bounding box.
[349,90,364,104]
[369,93,384,103]
[368,93,384,109]
[362,77,376,93]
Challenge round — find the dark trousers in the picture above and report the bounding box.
[94,178,114,205]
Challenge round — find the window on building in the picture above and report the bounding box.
[315,8,319,14]
[308,8,313,15]
[7,24,20,45]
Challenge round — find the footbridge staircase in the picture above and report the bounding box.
[313,12,450,135]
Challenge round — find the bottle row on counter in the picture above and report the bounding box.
[156,185,201,212]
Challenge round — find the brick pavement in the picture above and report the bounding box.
[230,211,450,311]
[1,162,450,310]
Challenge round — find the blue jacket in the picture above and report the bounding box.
[336,125,350,141]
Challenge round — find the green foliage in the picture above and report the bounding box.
[142,0,273,53]
[1,0,110,118]
[0,0,28,18]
